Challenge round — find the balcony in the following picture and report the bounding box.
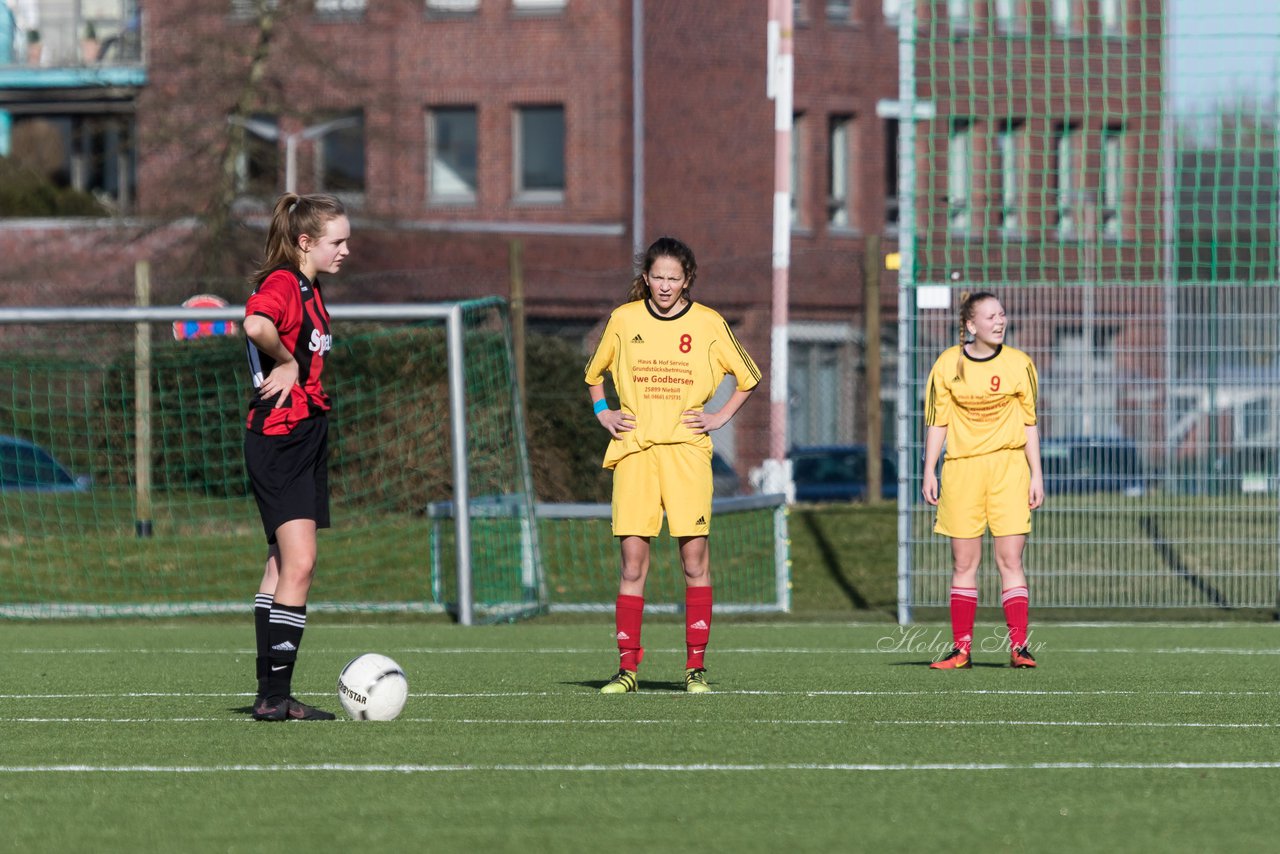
[0,0,145,89]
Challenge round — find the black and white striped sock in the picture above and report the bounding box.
[264,603,307,699]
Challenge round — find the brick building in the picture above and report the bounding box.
[140,0,905,478]
[2,0,1168,483]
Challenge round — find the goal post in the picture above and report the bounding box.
[0,298,543,624]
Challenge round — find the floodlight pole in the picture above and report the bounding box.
[227,115,360,194]
[763,0,794,501]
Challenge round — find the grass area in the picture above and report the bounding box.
[5,621,1280,852]
[788,501,898,618]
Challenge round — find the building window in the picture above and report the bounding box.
[884,118,899,232]
[512,0,566,10]
[317,111,365,196]
[315,0,365,14]
[828,115,854,230]
[1051,0,1078,35]
[948,0,972,32]
[883,0,901,26]
[993,0,1026,33]
[791,112,806,229]
[789,323,857,446]
[998,119,1025,238]
[1102,124,1124,241]
[1101,0,1124,36]
[428,107,478,203]
[9,114,136,214]
[231,0,278,17]
[1055,122,1079,240]
[515,105,565,201]
[947,119,971,235]
[426,0,478,14]
[826,0,852,22]
[234,113,279,198]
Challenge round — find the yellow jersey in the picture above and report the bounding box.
[585,299,761,469]
[925,344,1038,460]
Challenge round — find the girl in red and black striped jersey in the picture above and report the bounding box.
[243,193,350,721]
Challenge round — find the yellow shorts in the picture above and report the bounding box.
[612,443,713,538]
[935,449,1031,539]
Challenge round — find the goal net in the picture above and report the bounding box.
[0,298,543,622]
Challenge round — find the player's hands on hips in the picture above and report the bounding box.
[921,471,940,506]
[682,409,724,434]
[259,359,299,409]
[1028,475,1044,510]
[598,408,636,440]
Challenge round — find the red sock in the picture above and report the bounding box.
[615,594,644,672]
[950,587,978,653]
[1002,586,1029,649]
[685,586,713,669]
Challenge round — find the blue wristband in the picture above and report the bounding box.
[593,398,609,415]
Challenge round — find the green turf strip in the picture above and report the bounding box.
[4,622,1280,853]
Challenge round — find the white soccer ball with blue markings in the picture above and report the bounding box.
[337,653,408,721]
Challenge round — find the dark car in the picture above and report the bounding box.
[1040,437,1145,496]
[0,435,90,492]
[790,444,898,502]
[711,451,741,497]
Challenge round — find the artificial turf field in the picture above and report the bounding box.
[5,620,1280,852]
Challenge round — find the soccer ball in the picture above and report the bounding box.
[337,653,409,721]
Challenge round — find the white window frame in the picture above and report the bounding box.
[828,114,853,230]
[825,0,853,23]
[1102,126,1124,241]
[999,120,1024,238]
[428,107,478,204]
[947,0,972,32]
[514,105,565,202]
[512,0,567,10]
[791,112,806,230]
[993,0,1026,34]
[788,322,858,447]
[427,0,479,13]
[1052,0,1078,35]
[1101,0,1125,36]
[947,119,971,235]
[315,0,366,14]
[883,0,901,27]
[1056,123,1078,240]
[231,0,279,18]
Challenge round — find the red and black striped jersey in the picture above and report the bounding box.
[244,267,332,435]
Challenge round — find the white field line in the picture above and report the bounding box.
[6,761,1280,774]
[7,716,1277,728]
[2,717,852,725]
[876,719,1280,729]
[4,688,1280,700]
[10,646,1280,656]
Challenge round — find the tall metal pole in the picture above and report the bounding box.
[895,0,919,625]
[632,0,645,258]
[447,305,474,626]
[1161,5,1177,489]
[285,134,298,194]
[764,0,794,499]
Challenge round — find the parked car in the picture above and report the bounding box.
[712,451,741,496]
[1174,447,1279,496]
[1039,437,1145,496]
[790,444,897,502]
[0,435,90,492]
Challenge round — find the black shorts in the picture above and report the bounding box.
[244,415,330,545]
